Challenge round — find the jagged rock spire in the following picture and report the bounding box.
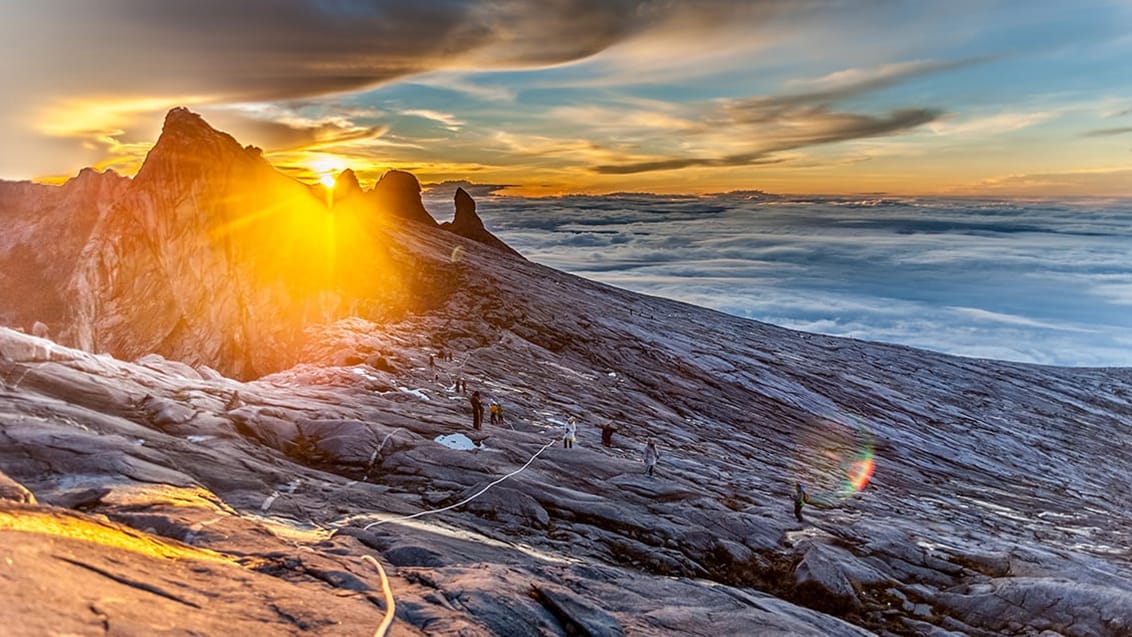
[440,187,522,258]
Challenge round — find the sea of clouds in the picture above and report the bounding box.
[425,190,1132,368]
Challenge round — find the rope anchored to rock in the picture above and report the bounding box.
[361,436,558,530]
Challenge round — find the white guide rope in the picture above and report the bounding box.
[361,554,395,637]
[361,436,559,531]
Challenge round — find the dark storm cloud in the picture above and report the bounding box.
[7,0,785,102]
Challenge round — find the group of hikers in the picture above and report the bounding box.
[444,348,814,522]
[467,390,506,429]
[429,349,455,367]
[466,388,664,476]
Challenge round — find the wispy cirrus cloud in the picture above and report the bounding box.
[782,58,985,101]
[592,105,944,174]
[203,107,389,151]
[582,56,982,175]
[400,109,465,132]
[1081,126,1132,137]
[968,167,1132,196]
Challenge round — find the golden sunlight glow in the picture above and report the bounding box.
[197,156,412,331]
[308,154,347,182]
[0,505,232,563]
[35,95,214,138]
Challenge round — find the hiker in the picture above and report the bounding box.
[31,321,49,339]
[497,403,505,426]
[489,401,500,425]
[470,391,484,430]
[429,354,435,368]
[793,482,810,522]
[563,417,577,449]
[224,391,242,411]
[601,420,618,447]
[643,439,660,476]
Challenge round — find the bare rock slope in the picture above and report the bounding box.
[3,240,1131,635]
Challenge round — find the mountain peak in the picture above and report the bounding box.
[66,167,125,188]
[333,168,363,200]
[132,108,252,186]
[163,106,211,134]
[370,170,437,226]
[157,107,242,150]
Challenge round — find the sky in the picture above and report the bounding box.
[3,0,1132,196]
[421,191,1132,367]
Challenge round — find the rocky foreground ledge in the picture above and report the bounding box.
[2,314,1130,635]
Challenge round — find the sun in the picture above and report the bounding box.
[306,154,347,188]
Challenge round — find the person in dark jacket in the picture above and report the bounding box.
[601,421,618,447]
[470,391,484,430]
[793,482,810,522]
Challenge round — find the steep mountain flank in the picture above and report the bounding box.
[62,109,470,379]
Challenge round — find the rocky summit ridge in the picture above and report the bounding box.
[3,108,517,380]
[0,108,1130,636]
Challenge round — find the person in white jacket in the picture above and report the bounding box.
[644,439,660,477]
[563,417,577,449]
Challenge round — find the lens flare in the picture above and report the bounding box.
[793,413,875,505]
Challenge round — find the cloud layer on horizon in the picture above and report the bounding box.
[465,193,1132,367]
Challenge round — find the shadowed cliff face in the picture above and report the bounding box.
[61,109,466,379]
[0,169,129,334]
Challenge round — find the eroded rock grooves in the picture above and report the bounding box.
[0,109,1129,636]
